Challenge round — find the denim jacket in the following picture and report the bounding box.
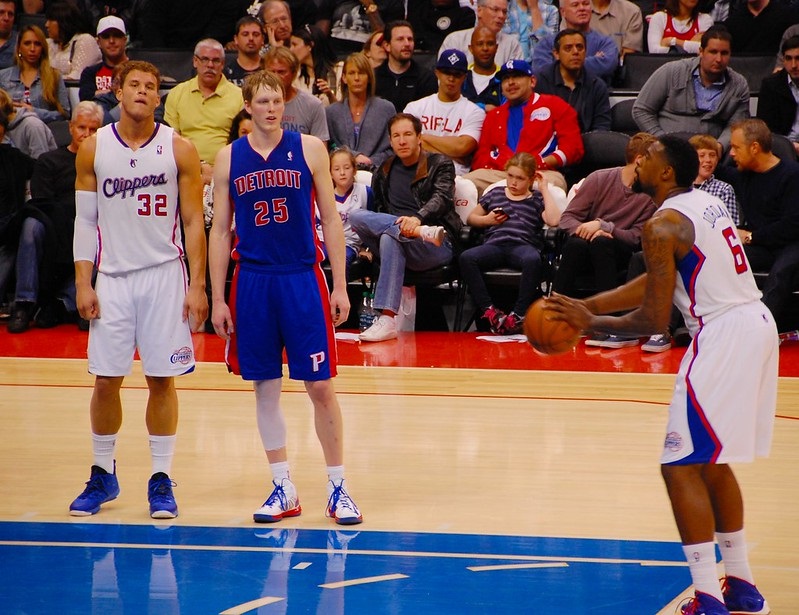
[0,66,70,123]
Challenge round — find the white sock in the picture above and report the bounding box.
[149,434,176,476]
[270,461,291,483]
[327,465,345,485]
[716,530,754,584]
[92,433,117,474]
[684,542,723,601]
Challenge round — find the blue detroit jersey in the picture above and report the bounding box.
[229,131,322,269]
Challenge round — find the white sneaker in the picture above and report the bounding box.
[253,478,302,523]
[326,479,363,525]
[419,225,446,247]
[359,314,397,342]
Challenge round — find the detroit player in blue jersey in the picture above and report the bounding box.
[70,61,208,519]
[548,136,776,615]
[209,70,362,525]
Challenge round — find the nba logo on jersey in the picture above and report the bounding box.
[157,145,163,155]
[287,151,293,161]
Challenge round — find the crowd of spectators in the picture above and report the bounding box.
[2,0,799,344]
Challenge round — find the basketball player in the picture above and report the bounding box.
[548,136,776,615]
[70,61,208,519]
[208,70,362,525]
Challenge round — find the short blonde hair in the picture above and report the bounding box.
[241,70,286,103]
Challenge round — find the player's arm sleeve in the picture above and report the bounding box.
[73,190,98,263]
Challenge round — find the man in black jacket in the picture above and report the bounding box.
[757,35,799,155]
[7,101,103,333]
[350,112,461,342]
[375,21,438,114]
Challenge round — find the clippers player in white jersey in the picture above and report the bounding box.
[548,136,777,615]
[70,61,208,519]
[209,70,362,525]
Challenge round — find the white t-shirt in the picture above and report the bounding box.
[404,94,486,175]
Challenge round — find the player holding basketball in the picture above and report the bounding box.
[548,136,776,615]
[208,70,362,525]
[70,61,208,518]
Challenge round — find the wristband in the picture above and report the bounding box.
[73,190,99,263]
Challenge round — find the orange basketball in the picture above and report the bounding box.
[523,298,581,355]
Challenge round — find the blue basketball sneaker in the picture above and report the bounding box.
[69,464,120,516]
[148,472,178,519]
[681,592,731,614]
[326,479,363,525]
[722,577,770,614]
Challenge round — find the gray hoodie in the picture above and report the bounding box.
[7,108,57,159]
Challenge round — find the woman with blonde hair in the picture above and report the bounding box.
[0,25,69,123]
[324,52,395,169]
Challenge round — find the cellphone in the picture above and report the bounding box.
[494,207,509,217]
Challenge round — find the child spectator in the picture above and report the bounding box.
[459,152,561,334]
[317,147,374,274]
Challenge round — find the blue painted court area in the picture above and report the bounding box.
[0,521,690,613]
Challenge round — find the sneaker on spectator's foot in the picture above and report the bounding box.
[585,332,610,346]
[482,305,506,334]
[69,464,120,516]
[253,479,302,523]
[326,479,363,525]
[148,472,178,519]
[599,335,639,349]
[641,333,672,353]
[359,314,397,342]
[419,225,446,246]
[680,592,731,615]
[722,577,770,614]
[500,311,524,335]
[7,301,35,334]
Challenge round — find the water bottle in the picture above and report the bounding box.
[358,291,377,332]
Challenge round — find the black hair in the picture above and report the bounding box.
[659,135,699,188]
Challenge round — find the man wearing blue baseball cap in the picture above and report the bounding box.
[466,58,584,193]
[403,48,486,175]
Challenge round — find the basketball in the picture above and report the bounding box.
[523,298,581,355]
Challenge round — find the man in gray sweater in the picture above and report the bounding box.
[632,27,749,147]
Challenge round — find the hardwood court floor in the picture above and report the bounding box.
[1,327,798,613]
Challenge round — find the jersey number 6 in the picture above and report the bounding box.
[254,198,289,226]
[722,226,748,275]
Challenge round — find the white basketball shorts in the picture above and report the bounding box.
[662,301,778,465]
[88,259,195,377]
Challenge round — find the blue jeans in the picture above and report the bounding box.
[350,210,453,313]
[459,242,543,314]
[14,217,76,310]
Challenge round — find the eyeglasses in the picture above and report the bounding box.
[483,5,509,14]
[266,16,291,27]
[194,55,223,66]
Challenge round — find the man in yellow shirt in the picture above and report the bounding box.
[164,38,243,183]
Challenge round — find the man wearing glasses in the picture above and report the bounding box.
[438,0,523,66]
[164,38,244,185]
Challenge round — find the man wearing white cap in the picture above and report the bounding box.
[403,48,486,175]
[78,16,129,116]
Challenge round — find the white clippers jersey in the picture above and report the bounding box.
[660,189,761,336]
[94,122,181,274]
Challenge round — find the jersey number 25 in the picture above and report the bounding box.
[254,198,289,226]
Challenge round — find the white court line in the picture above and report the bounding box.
[293,562,312,569]
[468,562,570,572]
[320,573,409,589]
[219,596,284,614]
[0,539,688,568]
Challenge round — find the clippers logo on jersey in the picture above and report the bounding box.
[233,168,302,196]
[130,159,136,168]
[664,431,683,452]
[103,173,169,199]
[170,346,194,365]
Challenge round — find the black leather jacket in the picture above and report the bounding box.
[373,150,463,250]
